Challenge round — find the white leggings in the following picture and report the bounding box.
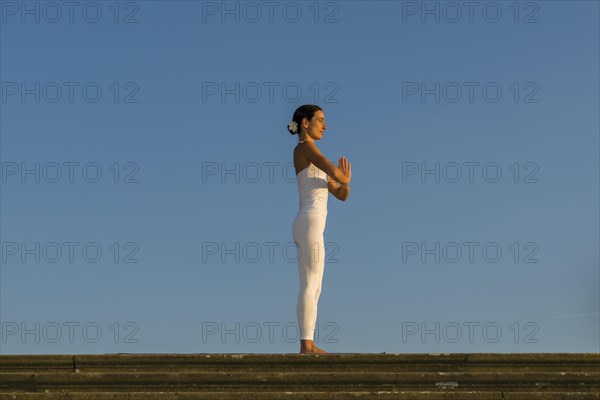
[292,212,327,341]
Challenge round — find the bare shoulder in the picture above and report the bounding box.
[301,141,322,155]
[294,141,318,155]
[293,142,304,159]
[293,142,310,174]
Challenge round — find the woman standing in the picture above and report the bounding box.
[287,105,351,354]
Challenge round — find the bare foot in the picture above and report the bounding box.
[300,340,328,354]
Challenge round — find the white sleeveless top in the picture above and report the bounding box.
[296,162,328,217]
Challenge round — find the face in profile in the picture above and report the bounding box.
[304,110,326,140]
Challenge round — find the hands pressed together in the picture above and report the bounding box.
[338,157,351,185]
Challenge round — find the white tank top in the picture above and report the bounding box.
[296,162,328,217]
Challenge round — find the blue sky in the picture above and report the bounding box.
[1,0,598,354]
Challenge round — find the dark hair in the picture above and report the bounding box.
[287,104,323,136]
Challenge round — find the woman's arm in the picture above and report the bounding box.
[303,142,350,185]
[327,177,350,201]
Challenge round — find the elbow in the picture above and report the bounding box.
[334,192,346,201]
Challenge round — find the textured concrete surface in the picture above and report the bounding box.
[1,353,598,399]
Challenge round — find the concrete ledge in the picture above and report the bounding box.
[1,391,600,400]
[1,353,598,398]
[2,353,599,372]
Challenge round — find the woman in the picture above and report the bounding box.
[287,104,351,354]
